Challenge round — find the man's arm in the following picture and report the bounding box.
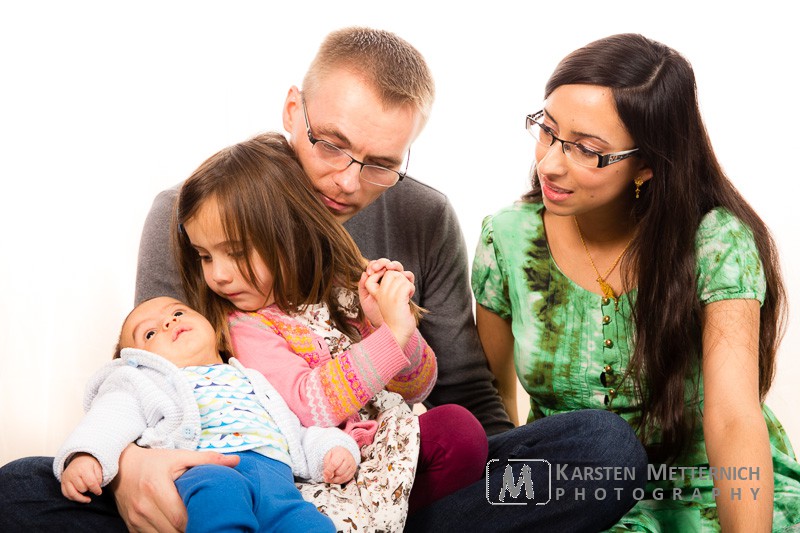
[134,184,184,305]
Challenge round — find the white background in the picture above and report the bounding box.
[1,1,798,465]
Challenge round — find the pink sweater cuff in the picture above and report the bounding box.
[357,324,410,384]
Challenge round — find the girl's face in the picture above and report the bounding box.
[182,197,275,312]
[534,84,652,218]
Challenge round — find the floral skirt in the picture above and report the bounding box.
[296,390,420,532]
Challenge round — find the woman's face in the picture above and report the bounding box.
[534,84,651,218]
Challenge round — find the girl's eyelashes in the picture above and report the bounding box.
[173,311,184,317]
[144,330,156,340]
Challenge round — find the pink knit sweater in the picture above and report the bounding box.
[229,305,437,447]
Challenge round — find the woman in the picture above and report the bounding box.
[472,33,800,531]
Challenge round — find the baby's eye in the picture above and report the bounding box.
[145,330,156,340]
[174,311,184,317]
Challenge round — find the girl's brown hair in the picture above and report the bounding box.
[175,133,366,355]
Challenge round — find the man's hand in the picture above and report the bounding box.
[111,445,239,533]
[322,447,357,484]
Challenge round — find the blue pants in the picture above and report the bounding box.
[175,450,334,533]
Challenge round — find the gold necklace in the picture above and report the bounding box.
[574,216,633,310]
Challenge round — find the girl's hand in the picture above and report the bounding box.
[364,269,416,348]
[323,447,357,484]
[61,453,103,503]
[111,444,239,533]
[358,259,415,328]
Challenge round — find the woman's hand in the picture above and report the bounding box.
[111,444,239,533]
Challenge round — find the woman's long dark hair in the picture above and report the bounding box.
[175,133,366,355]
[523,34,786,462]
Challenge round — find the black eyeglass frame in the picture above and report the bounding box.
[526,110,639,168]
[301,95,409,187]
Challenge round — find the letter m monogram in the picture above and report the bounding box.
[498,464,534,501]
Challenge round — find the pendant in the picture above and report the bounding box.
[596,277,617,301]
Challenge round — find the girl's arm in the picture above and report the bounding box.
[702,298,772,532]
[358,261,438,403]
[230,313,413,427]
[476,304,519,426]
[384,327,437,404]
[354,308,438,404]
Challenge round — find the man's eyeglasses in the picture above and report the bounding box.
[302,95,409,187]
[525,110,639,168]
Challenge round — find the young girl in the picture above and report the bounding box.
[174,132,488,531]
[56,296,359,533]
[471,33,800,531]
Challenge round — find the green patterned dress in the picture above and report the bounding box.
[471,201,800,531]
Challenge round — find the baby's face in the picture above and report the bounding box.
[119,297,221,367]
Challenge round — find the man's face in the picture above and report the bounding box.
[119,297,221,367]
[283,69,424,223]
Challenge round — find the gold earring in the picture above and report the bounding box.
[634,177,644,199]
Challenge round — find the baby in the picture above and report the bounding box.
[54,296,360,533]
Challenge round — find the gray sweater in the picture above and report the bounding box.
[135,176,512,435]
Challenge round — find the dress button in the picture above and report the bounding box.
[603,364,613,374]
[602,315,611,325]
[602,297,610,306]
[608,388,616,397]
[604,339,613,348]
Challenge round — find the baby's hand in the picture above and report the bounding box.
[358,258,415,330]
[61,452,103,503]
[323,447,357,485]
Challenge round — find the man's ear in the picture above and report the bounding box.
[282,85,301,134]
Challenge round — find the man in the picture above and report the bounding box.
[0,27,645,532]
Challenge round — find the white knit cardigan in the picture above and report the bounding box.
[54,348,360,485]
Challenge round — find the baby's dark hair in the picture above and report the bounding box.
[112,301,142,360]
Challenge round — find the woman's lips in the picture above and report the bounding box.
[540,177,573,202]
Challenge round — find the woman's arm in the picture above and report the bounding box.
[702,298,772,532]
[476,304,519,426]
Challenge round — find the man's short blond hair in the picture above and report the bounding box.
[303,27,435,122]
